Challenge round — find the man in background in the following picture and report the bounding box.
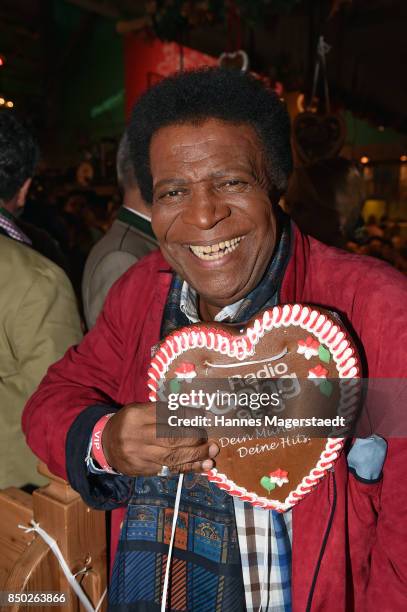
[0,112,38,245]
[0,111,82,489]
[0,233,82,488]
[82,131,157,329]
[0,112,67,269]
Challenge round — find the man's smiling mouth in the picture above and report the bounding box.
[189,236,243,260]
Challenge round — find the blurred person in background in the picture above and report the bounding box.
[58,190,106,302]
[0,232,82,489]
[81,193,109,242]
[0,113,82,489]
[0,112,66,270]
[364,214,384,238]
[284,157,364,249]
[359,236,407,273]
[82,131,157,329]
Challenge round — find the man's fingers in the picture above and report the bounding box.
[102,402,220,477]
[166,460,214,474]
[124,460,213,477]
[144,423,208,447]
[144,441,211,467]
[109,440,219,476]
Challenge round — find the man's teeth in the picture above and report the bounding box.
[189,236,243,260]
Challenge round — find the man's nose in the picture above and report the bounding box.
[182,186,230,229]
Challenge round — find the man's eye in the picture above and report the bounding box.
[159,189,185,200]
[220,180,248,190]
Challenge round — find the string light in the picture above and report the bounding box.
[401,155,407,162]
[360,156,370,164]
[0,97,5,105]
[5,100,13,108]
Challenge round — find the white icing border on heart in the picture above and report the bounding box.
[147,304,360,512]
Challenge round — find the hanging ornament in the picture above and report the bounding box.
[293,36,346,164]
[219,50,249,72]
[218,1,249,72]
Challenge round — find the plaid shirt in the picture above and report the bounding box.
[234,501,292,611]
[0,207,31,245]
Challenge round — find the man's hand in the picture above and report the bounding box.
[101,403,219,476]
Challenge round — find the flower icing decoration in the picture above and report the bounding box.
[308,364,333,396]
[269,469,289,488]
[308,364,329,383]
[297,336,319,360]
[174,362,197,380]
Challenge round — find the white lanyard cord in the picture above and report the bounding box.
[161,473,184,612]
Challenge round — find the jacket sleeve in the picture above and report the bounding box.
[358,274,407,609]
[22,272,132,490]
[84,250,138,330]
[363,439,407,610]
[65,404,134,510]
[13,263,83,401]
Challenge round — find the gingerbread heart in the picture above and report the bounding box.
[293,111,346,163]
[148,304,360,512]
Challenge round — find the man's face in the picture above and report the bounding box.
[150,119,277,310]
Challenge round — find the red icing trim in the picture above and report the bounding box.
[321,323,332,340]
[330,335,343,350]
[308,312,318,329]
[336,342,350,360]
[274,306,283,323]
[283,305,293,323]
[315,316,327,333]
[302,310,311,325]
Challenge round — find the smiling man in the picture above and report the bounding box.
[23,68,407,611]
[150,120,278,317]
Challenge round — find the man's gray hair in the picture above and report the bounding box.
[116,131,137,190]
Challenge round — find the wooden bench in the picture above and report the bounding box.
[0,464,107,611]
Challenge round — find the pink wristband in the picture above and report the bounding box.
[91,413,116,474]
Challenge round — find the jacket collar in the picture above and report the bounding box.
[280,222,309,304]
[117,207,156,240]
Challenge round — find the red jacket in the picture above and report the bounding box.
[23,227,407,611]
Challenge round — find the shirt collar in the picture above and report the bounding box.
[122,206,151,222]
[180,281,244,324]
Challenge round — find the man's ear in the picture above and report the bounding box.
[16,177,32,208]
[277,197,289,213]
